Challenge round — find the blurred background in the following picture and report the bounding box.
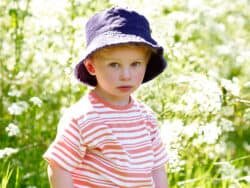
[0,0,249,187]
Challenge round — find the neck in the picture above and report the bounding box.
[93,88,130,106]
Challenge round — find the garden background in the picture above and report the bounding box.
[1,0,250,187]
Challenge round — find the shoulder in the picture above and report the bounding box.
[133,99,159,133]
[59,93,96,126]
[133,98,157,120]
[56,93,96,135]
[64,95,91,119]
[134,98,155,114]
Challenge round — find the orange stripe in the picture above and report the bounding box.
[86,154,151,179]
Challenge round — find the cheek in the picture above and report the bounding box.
[134,67,147,81]
[105,73,118,82]
[96,69,118,82]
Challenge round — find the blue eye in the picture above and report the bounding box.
[109,62,119,68]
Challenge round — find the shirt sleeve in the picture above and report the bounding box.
[43,110,86,172]
[148,111,169,170]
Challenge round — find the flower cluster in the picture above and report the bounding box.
[170,74,223,114]
[0,148,19,159]
[5,123,21,137]
[30,97,42,107]
[8,101,29,115]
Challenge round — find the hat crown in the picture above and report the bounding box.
[85,7,152,46]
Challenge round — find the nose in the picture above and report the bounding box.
[120,67,131,81]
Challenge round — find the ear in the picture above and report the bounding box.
[84,59,96,75]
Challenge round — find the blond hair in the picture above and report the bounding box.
[89,43,154,61]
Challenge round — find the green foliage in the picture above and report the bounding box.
[1,0,249,187]
[1,163,14,188]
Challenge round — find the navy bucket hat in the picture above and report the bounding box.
[75,7,167,86]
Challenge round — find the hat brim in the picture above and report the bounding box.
[75,31,167,86]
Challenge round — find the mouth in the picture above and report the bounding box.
[117,85,133,92]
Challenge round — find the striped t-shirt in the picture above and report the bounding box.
[43,90,168,188]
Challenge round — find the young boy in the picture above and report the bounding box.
[43,7,169,188]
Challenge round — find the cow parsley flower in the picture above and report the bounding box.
[216,162,241,179]
[5,123,21,137]
[182,122,199,138]
[0,147,19,159]
[243,142,250,152]
[221,78,240,96]
[219,118,234,132]
[175,74,222,114]
[161,119,184,147]
[30,97,42,107]
[194,121,222,145]
[167,149,185,173]
[8,101,29,115]
[8,89,22,97]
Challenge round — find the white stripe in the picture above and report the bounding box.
[53,147,80,166]
[118,135,150,144]
[114,129,147,138]
[56,143,83,161]
[110,125,147,132]
[85,160,152,187]
[46,152,75,171]
[84,127,114,144]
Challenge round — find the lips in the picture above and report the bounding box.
[117,85,133,92]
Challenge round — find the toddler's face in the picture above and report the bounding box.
[86,45,150,106]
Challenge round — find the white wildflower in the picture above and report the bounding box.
[8,101,29,115]
[64,67,71,75]
[219,118,234,132]
[179,74,222,113]
[182,122,199,138]
[208,69,219,79]
[188,0,206,10]
[243,166,250,175]
[214,141,227,155]
[167,149,185,173]
[222,106,235,117]
[52,81,62,92]
[30,97,42,107]
[243,108,250,122]
[202,121,222,144]
[243,142,250,152]
[15,71,25,79]
[238,176,250,183]
[30,0,68,18]
[216,162,241,179]
[228,184,237,188]
[161,119,184,147]
[243,81,250,88]
[194,121,221,145]
[203,145,217,159]
[8,90,22,97]
[216,44,232,55]
[236,55,244,64]
[221,78,240,96]
[0,147,19,159]
[5,123,21,137]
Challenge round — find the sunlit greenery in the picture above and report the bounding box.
[1,0,250,187]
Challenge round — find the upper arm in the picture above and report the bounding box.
[43,117,86,172]
[47,164,74,188]
[152,166,168,188]
[147,111,169,169]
